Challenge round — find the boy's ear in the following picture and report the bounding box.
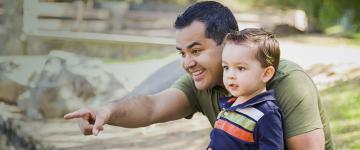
[261,66,275,83]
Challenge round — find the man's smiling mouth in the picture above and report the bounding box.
[191,69,205,81]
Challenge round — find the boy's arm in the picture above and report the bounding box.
[256,110,284,150]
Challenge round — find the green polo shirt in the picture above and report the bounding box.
[172,59,333,150]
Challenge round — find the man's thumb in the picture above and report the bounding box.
[92,117,105,136]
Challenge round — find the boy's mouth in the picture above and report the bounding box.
[227,83,238,91]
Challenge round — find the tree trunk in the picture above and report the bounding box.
[1,0,25,55]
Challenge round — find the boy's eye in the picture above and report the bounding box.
[222,65,229,70]
[237,67,246,71]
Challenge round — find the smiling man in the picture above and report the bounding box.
[64,1,333,149]
[176,20,224,90]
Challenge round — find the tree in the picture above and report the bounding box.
[257,0,360,33]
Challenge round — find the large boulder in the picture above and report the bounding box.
[16,51,127,119]
[124,59,185,98]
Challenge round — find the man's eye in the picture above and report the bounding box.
[192,49,201,55]
[178,51,185,57]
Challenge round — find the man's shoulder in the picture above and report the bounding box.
[172,74,227,95]
[172,75,195,92]
[276,59,304,77]
[278,59,302,69]
[268,59,307,87]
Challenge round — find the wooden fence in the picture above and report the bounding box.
[23,0,175,45]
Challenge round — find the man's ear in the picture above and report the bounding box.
[261,66,275,83]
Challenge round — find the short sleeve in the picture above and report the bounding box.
[256,110,284,150]
[272,70,323,139]
[171,75,201,117]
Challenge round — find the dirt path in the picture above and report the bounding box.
[279,39,360,69]
[22,114,210,150]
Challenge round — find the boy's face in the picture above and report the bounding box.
[176,21,223,90]
[222,43,267,99]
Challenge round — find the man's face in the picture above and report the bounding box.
[176,21,223,90]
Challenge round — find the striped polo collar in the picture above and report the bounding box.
[219,90,276,111]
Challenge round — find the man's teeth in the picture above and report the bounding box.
[193,70,202,76]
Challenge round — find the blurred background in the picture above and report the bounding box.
[0,0,359,149]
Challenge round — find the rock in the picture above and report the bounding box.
[0,77,26,105]
[0,61,26,105]
[0,102,54,149]
[16,51,127,119]
[17,90,42,119]
[273,24,304,37]
[125,59,185,98]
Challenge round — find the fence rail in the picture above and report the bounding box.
[23,0,174,45]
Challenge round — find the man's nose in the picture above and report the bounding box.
[183,55,195,69]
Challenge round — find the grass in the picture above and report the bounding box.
[320,77,360,149]
[347,33,360,47]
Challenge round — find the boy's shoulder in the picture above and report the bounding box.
[253,98,280,115]
[250,91,279,113]
[234,90,280,119]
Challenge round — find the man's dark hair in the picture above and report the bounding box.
[174,1,238,45]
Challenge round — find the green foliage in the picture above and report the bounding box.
[93,0,195,5]
[318,2,341,30]
[321,78,360,149]
[256,0,360,33]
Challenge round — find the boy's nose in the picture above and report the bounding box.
[226,69,237,80]
[227,75,236,80]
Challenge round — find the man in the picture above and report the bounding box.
[64,1,333,149]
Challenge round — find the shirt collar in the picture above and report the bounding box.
[219,90,276,110]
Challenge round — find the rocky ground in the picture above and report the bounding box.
[0,101,211,150]
[1,38,360,150]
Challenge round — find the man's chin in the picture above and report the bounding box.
[194,82,210,90]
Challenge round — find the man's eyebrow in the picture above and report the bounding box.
[176,41,202,51]
[187,42,201,49]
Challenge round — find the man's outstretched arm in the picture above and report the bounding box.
[64,88,193,135]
